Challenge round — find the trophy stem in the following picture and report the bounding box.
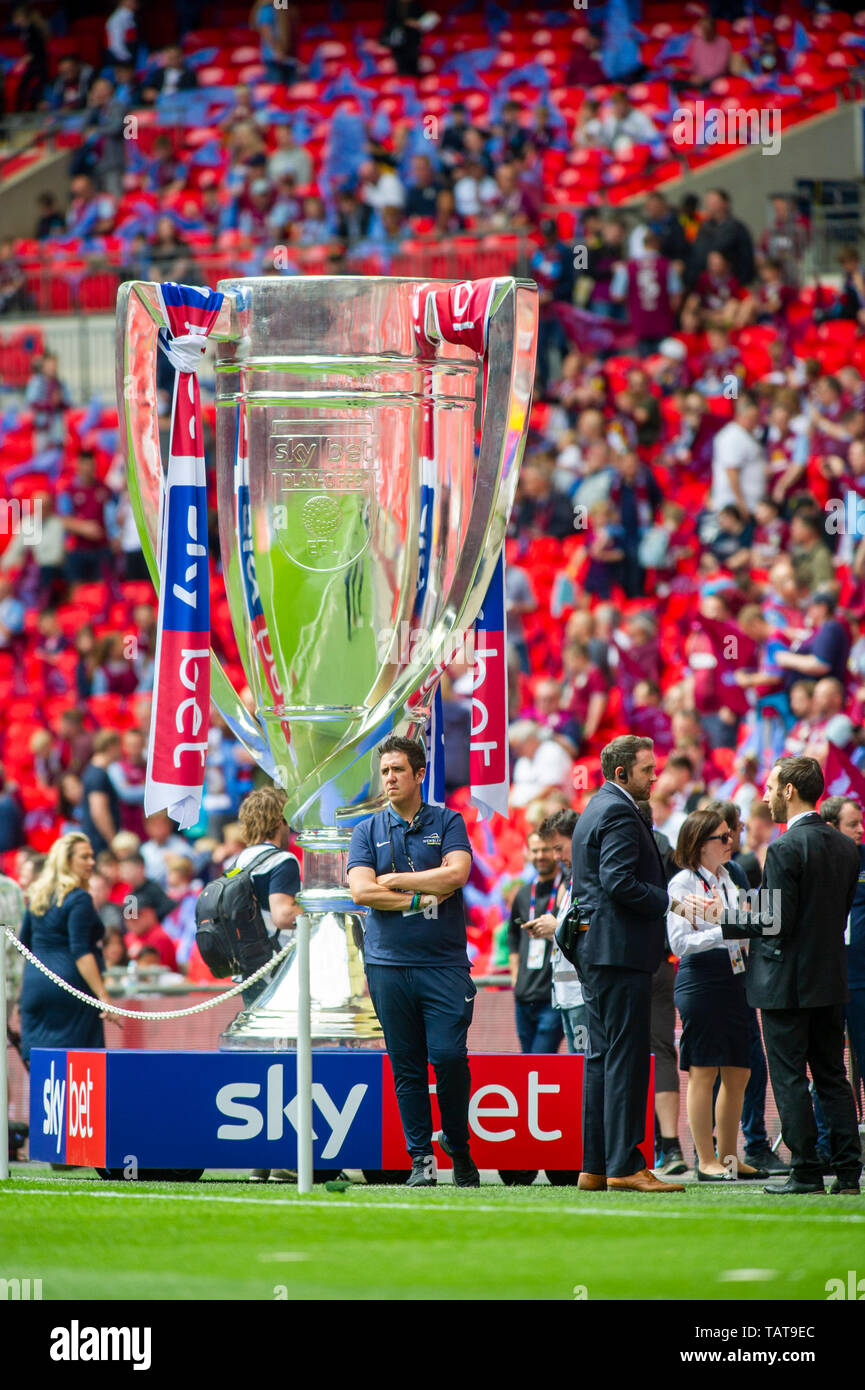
[296,911,312,1193]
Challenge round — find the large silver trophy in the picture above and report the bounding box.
[117,276,538,1051]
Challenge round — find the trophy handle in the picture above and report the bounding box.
[115,280,278,777]
[293,276,539,827]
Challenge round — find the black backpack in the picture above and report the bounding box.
[194,848,284,979]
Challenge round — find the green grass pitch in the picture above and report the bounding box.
[3,1168,863,1301]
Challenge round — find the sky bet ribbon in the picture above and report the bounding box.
[411,278,511,821]
[146,283,224,829]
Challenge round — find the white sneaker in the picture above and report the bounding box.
[269,1169,297,1182]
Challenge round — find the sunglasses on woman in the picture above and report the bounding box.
[705,832,732,845]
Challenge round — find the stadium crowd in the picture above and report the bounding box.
[2,1,864,305]
[3,3,865,1174]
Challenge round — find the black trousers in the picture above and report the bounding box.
[366,963,475,1161]
[577,936,652,1178]
[650,958,679,1095]
[761,1005,862,1183]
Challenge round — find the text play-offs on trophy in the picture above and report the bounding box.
[117,275,538,1051]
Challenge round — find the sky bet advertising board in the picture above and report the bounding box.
[30,1049,655,1171]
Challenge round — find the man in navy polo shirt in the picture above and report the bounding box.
[348,735,478,1187]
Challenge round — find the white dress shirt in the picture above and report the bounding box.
[667,864,745,964]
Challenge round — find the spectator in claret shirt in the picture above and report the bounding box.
[125,901,178,971]
[750,497,786,568]
[560,641,608,750]
[58,451,111,585]
[610,235,682,352]
[90,632,138,697]
[746,257,797,331]
[660,391,723,479]
[761,388,809,510]
[565,29,606,88]
[108,728,147,839]
[685,250,750,332]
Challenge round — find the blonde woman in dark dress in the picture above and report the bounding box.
[18,833,115,1063]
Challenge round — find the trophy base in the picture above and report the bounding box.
[218,909,384,1051]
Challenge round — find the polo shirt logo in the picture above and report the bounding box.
[422,835,442,846]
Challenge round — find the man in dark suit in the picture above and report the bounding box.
[697,757,862,1194]
[703,799,787,1175]
[570,736,685,1192]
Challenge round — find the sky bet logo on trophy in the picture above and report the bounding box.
[116,275,538,1048]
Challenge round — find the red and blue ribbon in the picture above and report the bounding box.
[145,282,223,829]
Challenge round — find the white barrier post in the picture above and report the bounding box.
[295,913,313,1194]
[1,929,9,1180]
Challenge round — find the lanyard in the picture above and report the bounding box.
[388,819,417,874]
[696,868,735,909]
[530,875,559,917]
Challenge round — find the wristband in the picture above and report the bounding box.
[410,893,421,912]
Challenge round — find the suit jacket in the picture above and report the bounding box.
[721,812,859,1009]
[571,782,669,973]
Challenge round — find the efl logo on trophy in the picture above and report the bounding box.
[270,418,374,572]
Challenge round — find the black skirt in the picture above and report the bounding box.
[674,949,753,1071]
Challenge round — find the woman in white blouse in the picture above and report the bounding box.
[668,809,768,1181]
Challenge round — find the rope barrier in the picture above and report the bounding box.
[3,925,291,1020]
